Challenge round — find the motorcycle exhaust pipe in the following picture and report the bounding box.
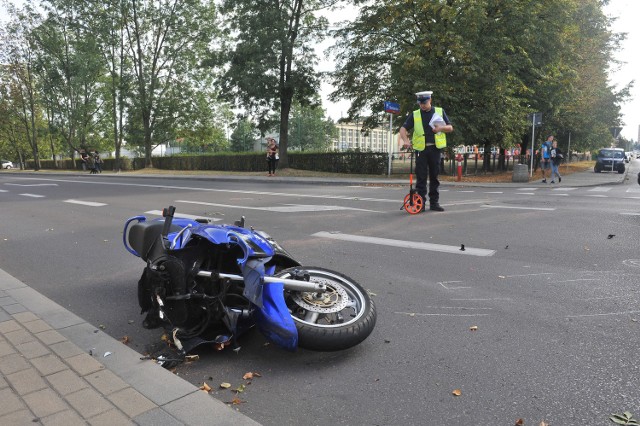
[196,271,327,293]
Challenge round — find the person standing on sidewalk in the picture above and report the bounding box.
[540,135,553,183]
[549,139,563,183]
[399,91,454,212]
[266,137,279,176]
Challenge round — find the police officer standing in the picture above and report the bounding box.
[400,91,454,212]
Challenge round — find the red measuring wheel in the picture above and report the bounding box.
[403,192,424,215]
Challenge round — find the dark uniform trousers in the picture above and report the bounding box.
[415,145,441,205]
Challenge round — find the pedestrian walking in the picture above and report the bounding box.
[87,152,97,174]
[80,150,89,171]
[549,140,563,183]
[540,135,553,183]
[266,137,279,177]
[399,91,454,212]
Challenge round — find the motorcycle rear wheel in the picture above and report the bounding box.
[275,267,376,351]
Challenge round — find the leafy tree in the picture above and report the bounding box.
[230,117,257,152]
[216,0,331,166]
[330,0,626,159]
[288,102,336,151]
[123,0,220,167]
[1,4,43,169]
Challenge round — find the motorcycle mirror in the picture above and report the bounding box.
[234,216,245,228]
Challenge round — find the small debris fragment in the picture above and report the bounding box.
[121,336,130,345]
[99,325,106,330]
[460,244,465,251]
[505,245,509,249]
[498,275,506,279]
[515,419,524,426]
[243,372,254,380]
[220,382,231,389]
[200,382,212,392]
[103,352,112,358]
[452,389,462,396]
[469,326,478,331]
[607,234,615,239]
[185,355,199,362]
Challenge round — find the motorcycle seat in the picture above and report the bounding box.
[128,220,182,261]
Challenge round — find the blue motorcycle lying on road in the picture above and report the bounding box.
[123,206,376,354]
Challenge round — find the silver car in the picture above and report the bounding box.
[1,160,14,169]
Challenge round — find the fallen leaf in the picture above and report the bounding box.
[185,355,199,362]
[220,382,231,389]
[234,384,246,393]
[469,326,478,331]
[243,372,253,380]
[252,372,262,377]
[515,419,524,426]
[160,333,170,342]
[121,336,130,345]
[230,396,244,405]
[539,421,549,426]
[99,324,106,330]
[452,389,461,396]
[200,382,212,392]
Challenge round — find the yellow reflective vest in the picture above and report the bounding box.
[412,107,447,150]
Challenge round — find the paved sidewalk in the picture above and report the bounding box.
[0,268,259,426]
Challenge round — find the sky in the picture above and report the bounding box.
[320,1,640,142]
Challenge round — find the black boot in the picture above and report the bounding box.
[430,203,445,212]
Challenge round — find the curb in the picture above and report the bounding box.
[0,267,260,426]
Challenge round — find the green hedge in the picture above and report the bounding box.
[29,152,389,175]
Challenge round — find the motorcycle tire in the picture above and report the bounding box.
[275,267,376,351]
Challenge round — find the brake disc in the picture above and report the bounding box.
[291,279,350,313]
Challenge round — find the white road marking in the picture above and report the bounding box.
[457,190,475,193]
[6,177,401,204]
[585,195,607,198]
[311,232,496,257]
[64,199,107,207]
[519,188,538,191]
[176,200,380,213]
[5,183,58,187]
[439,281,471,290]
[484,191,503,194]
[588,186,612,192]
[19,193,45,198]
[552,187,577,191]
[552,279,599,283]
[505,273,555,278]
[515,192,535,195]
[620,212,640,216]
[624,197,640,200]
[625,187,640,193]
[145,210,222,222]
[395,311,490,317]
[554,193,569,196]
[566,310,640,318]
[482,205,555,211]
[0,189,7,192]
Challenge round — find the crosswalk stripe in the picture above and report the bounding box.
[588,187,612,192]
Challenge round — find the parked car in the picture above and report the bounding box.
[594,148,625,174]
[1,160,14,169]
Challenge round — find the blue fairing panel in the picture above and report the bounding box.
[255,282,298,351]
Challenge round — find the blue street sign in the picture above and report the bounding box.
[384,101,401,114]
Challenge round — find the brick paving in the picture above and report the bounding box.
[0,270,259,426]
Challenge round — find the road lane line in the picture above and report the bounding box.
[566,310,640,318]
[482,205,555,211]
[176,200,381,213]
[5,183,58,186]
[395,311,490,317]
[145,210,222,221]
[19,193,45,198]
[588,187,612,192]
[311,232,496,257]
[64,199,107,207]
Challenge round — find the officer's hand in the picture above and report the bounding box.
[432,125,443,133]
[402,142,412,150]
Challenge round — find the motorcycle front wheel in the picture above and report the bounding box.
[275,267,376,351]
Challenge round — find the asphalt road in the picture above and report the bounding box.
[1,165,640,425]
